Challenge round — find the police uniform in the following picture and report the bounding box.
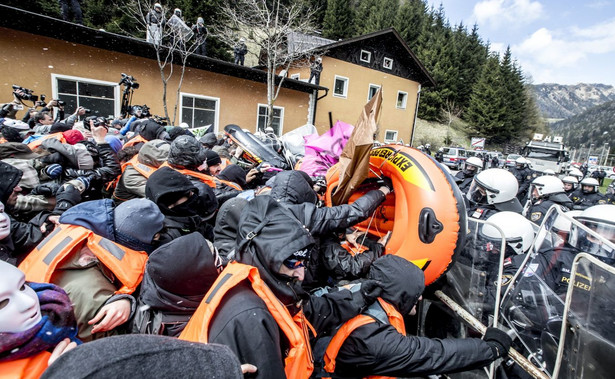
[527,194,573,226]
[572,191,608,210]
[510,166,537,201]
[454,171,475,194]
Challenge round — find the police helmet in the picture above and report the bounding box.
[543,169,556,176]
[463,156,483,176]
[481,211,536,255]
[530,176,565,200]
[569,167,583,180]
[569,205,615,261]
[515,157,530,169]
[580,177,599,194]
[467,168,519,206]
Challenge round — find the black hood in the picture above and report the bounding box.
[0,161,22,205]
[217,164,247,189]
[269,170,317,205]
[213,196,248,262]
[145,166,197,209]
[141,232,220,314]
[236,195,314,307]
[368,255,425,315]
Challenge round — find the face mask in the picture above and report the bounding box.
[0,261,42,333]
[0,203,10,241]
[166,192,200,217]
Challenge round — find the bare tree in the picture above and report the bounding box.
[213,0,320,131]
[118,1,200,124]
[442,98,463,145]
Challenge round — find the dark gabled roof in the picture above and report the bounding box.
[0,4,326,94]
[315,28,436,87]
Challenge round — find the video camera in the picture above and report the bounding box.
[12,85,39,102]
[118,73,140,89]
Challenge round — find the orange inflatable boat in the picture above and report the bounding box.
[325,145,466,285]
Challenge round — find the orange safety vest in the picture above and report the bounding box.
[109,155,159,195]
[0,351,50,379]
[122,134,147,149]
[180,262,314,378]
[213,177,243,191]
[19,224,149,295]
[323,298,405,379]
[160,162,217,188]
[27,133,66,150]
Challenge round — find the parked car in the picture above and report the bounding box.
[505,153,521,167]
[442,147,467,170]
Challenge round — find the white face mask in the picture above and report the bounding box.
[0,202,10,241]
[0,261,42,333]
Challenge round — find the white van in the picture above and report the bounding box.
[442,147,467,170]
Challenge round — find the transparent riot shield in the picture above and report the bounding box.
[552,253,615,379]
[445,217,509,328]
[500,206,615,378]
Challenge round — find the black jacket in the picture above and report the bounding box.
[454,171,475,194]
[330,255,496,378]
[269,171,386,236]
[213,196,248,263]
[208,196,377,379]
[527,194,573,225]
[133,232,220,336]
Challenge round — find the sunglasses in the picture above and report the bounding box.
[282,258,305,269]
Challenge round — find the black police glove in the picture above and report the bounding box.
[51,184,81,216]
[379,176,394,193]
[360,279,383,306]
[31,182,61,197]
[483,327,512,359]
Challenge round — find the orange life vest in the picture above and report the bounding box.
[213,177,243,191]
[27,133,66,150]
[109,155,159,196]
[323,298,405,379]
[160,162,217,188]
[122,134,147,149]
[179,262,314,378]
[19,224,148,295]
[0,351,50,379]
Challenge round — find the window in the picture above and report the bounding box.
[180,93,219,131]
[257,104,284,136]
[360,50,371,63]
[367,84,381,101]
[333,75,349,98]
[396,91,408,109]
[384,130,398,143]
[383,57,393,70]
[290,73,300,80]
[52,74,119,117]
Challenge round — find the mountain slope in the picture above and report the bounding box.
[533,83,615,120]
[551,100,615,147]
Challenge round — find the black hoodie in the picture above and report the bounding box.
[133,232,220,336]
[146,167,217,243]
[213,196,248,263]
[331,255,496,378]
[0,161,22,205]
[269,170,386,236]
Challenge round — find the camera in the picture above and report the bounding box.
[119,73,140,89]
[12,85,38,102]
[56,100,66,107]
[84,109,91,114]
[84,115,108,131]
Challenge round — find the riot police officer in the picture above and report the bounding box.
[466,168,523,221]
[526,176,573,225]
[561,175,578,198]
[455,156,483,195]
[509,157,536,202]
[573,177,607,210]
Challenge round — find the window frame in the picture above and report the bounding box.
[179,92,221,132]
[360,50,372,63]
[384,130,398,143]
[367,84,381,101]
[396,91,408,109]
[333,75,349,98]
[383,57,394,70]
[256,103,285,136]
[51,74,121,117]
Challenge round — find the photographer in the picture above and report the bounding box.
[33,102,87,134]
[1,88,32,119]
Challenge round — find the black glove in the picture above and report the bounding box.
[360,279,383,306]
[51,184,81,215]
[31,182,61,197]
[483,327,512,359]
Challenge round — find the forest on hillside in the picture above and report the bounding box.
[3,0,546,145]
[551,100,615,148]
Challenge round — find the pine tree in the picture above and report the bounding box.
[354,0,398,36]
[466,54,507,142]
[394,0,428,48]
[322,0,355,40]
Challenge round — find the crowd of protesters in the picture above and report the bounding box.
[0,85,518,378]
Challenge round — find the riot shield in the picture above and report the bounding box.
[500,206,615,377]
[552,254,615,379]
[445,217,509,327]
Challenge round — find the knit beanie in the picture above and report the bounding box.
[41,335,243,379]
[113,199,165,252]
[199,133,218,148]
[104,135,123,153]
[49,122,72,134]
[168,135,207,169]
[217,164,247,188]
[62,130,84,145]
[205,150,222,167]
